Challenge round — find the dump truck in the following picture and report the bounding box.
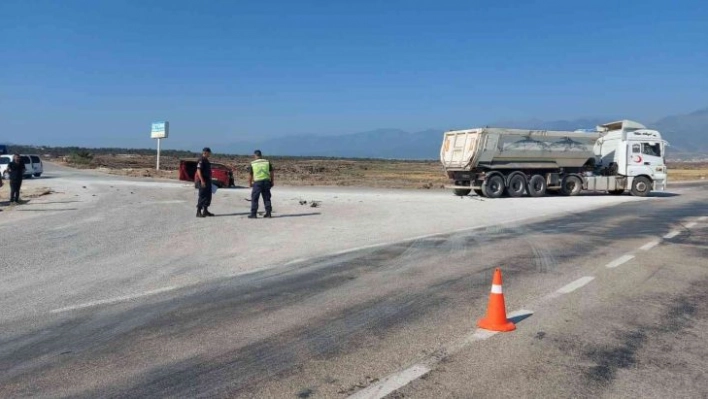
[440,120,667,198]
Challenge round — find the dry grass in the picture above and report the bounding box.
[667,162,708,182]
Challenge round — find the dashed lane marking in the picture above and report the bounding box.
[347,364,431,399]
[663,231,681,239]
[347,309,533,399]
[555,276,595,294]
[605,254,635,269]
[50,286,179,313]
[640,240,660,251]
[698,216,707,221]
[685,222,697,229]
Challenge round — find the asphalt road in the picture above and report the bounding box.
[1,164,706,398]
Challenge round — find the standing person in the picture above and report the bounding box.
[7,154,26,204]
[248,149,274,219]
[195,147,215,218]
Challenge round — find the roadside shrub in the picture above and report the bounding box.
[68,150,94,165]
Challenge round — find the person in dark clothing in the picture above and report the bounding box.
[7,154,26,204]
[195,147,215,218]
[247,149,274,219]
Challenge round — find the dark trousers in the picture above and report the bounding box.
[10,180,22,202]
[251,180,272,214]
[197,182,212,210]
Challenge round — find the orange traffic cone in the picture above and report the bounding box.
[477,268,516,332]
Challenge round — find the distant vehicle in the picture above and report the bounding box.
[0,155,31,179]
[0,155,11,179]
[441,120,668,198]
[178,159,236,188]
[28,154,43,177]
[19,155,33,178]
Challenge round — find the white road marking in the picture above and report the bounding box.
[556,276,595,294]
[685,222,697,229]
[699,216,707,221]
[663,231,681,239]
[605,254,635,269]
[347,309,533,399]
[50,286,179,313]
[347,364,431,399]
[640,240,660,251]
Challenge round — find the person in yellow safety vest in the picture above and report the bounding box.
[247,149,274,219]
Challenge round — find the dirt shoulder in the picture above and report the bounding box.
[53,155,708,189]
[58,154,449,190]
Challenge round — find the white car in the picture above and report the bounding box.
[0,154,35,179]
[27,154,43,177]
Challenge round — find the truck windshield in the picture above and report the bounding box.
[642,143,661,157]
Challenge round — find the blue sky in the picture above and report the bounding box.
[2,0,707,149]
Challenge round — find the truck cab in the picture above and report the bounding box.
[595,120,667,193]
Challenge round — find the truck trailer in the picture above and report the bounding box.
[440,120,667,198]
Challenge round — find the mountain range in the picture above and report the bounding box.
[224,107,708,160]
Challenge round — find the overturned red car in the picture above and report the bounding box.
[179,160,236,188]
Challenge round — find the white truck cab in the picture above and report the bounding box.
[595,120,667,192]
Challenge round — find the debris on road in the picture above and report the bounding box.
[25,188,56,198]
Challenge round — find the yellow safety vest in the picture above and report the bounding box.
[251,159,271,182]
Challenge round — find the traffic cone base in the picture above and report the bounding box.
[477,317,516,332]
[477,268,516,332]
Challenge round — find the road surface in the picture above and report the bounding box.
[1,163,706,398]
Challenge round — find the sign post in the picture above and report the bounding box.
[150,121,169,170]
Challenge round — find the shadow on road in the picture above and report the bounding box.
[16,208,79,212]
[24,201,84,205]
[213,212,251,217]
[648,192,681,198]
[509,311,534,324]
[274,212,321,218]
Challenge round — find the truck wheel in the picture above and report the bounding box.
[505,174,526,197]
[560,175,583,196]
[527,175,547,197]
[474,188,485,197]
[484,175,505,198]
[630,177,652,197]
[453,189,472,196]
[608,189,624,195]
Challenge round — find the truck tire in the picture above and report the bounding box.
[527,175,547,197]
[484,175,505,199]
[608,189,624,195]
[560,175,583,196]
[34,173,42,178]
[453,189,472,196]
[505,174,526,197]
[630,176,652,197]
[473,188,485,197]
